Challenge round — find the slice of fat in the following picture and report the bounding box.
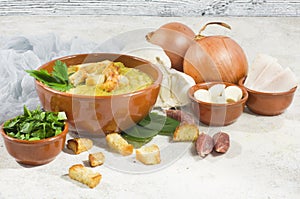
[244,54,277,88]
[251,61,283,90]
[259,67,298,92]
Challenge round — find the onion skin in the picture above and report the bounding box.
[146,22,195,72]
[183,35,248,83]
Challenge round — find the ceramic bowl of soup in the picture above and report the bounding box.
[34,53,162,134]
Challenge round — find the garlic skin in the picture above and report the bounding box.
[127,47,196,108]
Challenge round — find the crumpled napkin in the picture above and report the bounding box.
[0,33,98,123]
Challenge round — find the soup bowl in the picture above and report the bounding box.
[34,53,162,134]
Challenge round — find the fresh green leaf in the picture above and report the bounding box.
[3,105,67,141]
[29,137,41,141]
[121,112,180,148]
[57,112,67,120]
[26,60,72,92]
[121,133,153,149]
[123,125,159,139]
[52,60,69,82]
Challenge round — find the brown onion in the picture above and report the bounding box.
[183,22,248,83]
[146,22,195,72]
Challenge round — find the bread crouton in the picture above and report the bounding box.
[67,138,93,154]
[173,123,199,142]
[89,152,105,167]
[136,144,161,165]
[68,164,102,188]
[106,133,133,156]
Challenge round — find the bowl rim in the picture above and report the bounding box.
[188,81,249,107]
[35,53,163,99]
[0,122,68,144]
[238,76,297,96]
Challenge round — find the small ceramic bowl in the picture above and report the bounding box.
[238,77,297,116]
[35,53,162,134]
[0,122,68,165]
[188,82,248,126]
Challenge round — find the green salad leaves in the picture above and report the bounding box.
[26,60,72,92]
[121,112,180,148]
[3,106,67,141]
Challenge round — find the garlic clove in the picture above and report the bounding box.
[208,84,225,103]
[214,95,226,104]
[225,85,243,103]
[194,89,211,103]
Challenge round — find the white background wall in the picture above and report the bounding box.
[0,0,299,16]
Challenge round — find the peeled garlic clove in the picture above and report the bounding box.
[194,89,211,103]
[208,84,225,103]
[225,85,243,103]
[214,95,226,104]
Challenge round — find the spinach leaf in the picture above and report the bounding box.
[26,60,72,92]
[121,112,180,148]
[3,106,67,141]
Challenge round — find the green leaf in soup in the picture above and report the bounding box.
[52,60,69,82]
[46,82,72,92]
[26,69,58,84]
[26,60,72,92]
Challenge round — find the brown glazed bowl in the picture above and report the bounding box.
[35,53,162,134]
[0,122,68,165]
[188,82,248,126]
[238,77,297,116]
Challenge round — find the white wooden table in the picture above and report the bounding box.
[0,0,299,17]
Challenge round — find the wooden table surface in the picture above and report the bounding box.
[0,0,299,17]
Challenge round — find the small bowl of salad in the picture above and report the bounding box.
[0,106,68,165]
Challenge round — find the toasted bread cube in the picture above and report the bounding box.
[89,152,105,167]
[136,144,161,165]
[67,138,93,154]
[68,164,102,188]
[173,123,199,142]
[106,133,133,156]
